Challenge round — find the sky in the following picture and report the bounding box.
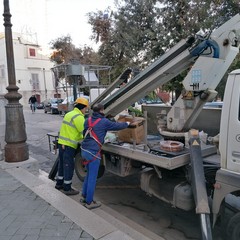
[0,0,115,50]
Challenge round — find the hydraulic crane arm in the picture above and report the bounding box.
[90,68,133,107]
[102,37,196,116]
[166,14,240,133]
[99,14,240,130]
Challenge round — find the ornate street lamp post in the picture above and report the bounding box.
[43,68,47,100]
[3,0,29,162]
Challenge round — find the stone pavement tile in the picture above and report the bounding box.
[25,236,39,240]
[46,215,64,229]
[0,236,11,240]
[31,203,50,217]
[65,229,82,240]
[81,231,95,238]
[0,215,18,231]
[38,237,65,240]
[0,209,12,222]
[98,230,134,240]
[3,220,25,236]
[71,222,84,231]
[9,235,27,240]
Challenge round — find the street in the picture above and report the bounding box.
[24,108,223,240]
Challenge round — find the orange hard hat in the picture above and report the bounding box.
[75,97,89,107]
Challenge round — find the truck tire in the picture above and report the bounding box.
[226,212,240,240]
[74,152,105,182]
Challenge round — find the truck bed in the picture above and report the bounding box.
[102,137,218,170]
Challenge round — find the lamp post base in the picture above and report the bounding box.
[5,142,29,162]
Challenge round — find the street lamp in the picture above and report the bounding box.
[3,0,29,162]
[43,68,47,100]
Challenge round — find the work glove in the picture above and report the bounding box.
[127,121,137,128]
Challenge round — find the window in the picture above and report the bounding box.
[31,73,40,90]
[29,48,36,57]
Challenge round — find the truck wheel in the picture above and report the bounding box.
[74,153,87,182]
[74,152,105,182]
[226,212,240,240]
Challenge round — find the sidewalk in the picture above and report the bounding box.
[0,157,153,240]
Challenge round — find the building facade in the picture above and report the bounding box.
[0,32,63,106]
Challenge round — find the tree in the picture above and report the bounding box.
[87,1,165,79]
[49,35,75,64]
[49,35,99,65]
[49,35,103,95]
[87,0,240,99]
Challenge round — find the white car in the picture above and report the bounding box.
[133,98,166,111]
[62,94,89,105]
[204,101,223,109]
[44,98,64,114]
[59,94,89,114]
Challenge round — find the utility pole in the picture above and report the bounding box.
[43,68,47,100]
[3,0,29,162]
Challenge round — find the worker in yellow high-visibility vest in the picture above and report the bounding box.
[55,97,89,195]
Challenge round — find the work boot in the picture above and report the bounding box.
[55,184,63,190]
[63,187,79,195]
[84,200,101,210]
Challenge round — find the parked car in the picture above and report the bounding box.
[62,93,89,105]
[59,94,89,115]
[204,101,223,109]
[44,98,63,114]
[133,97,166,111]
[36,102,44,109]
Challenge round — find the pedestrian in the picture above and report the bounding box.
[28,94,37,113]
[55,97,89,195]
[80,103,133,209]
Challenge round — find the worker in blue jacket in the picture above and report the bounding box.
[80,103,131,209]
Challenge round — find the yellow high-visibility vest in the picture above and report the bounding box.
[58,108,85,149]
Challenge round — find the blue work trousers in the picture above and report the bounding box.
[81,150,100,204]
[57,145,76,191]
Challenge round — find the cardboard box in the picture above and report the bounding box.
[117,115,145,144]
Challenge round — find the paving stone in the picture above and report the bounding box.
[81,231,94,238]
[65,229,82,240]
[3,220,24,236]
[27,228,41,236]
[38,237,65,240]
[25,235,39,240]
[0,214,17,231]
[71,223,83,231]
[79,237,94,240]
[0,236,11,240]
[10,234,27,240]
[40,227,70,237]
[46,215,63,229]
[0,209,12,222]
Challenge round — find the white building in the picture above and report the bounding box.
[0,32,63,106]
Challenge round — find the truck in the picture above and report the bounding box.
[64,15,240,240]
